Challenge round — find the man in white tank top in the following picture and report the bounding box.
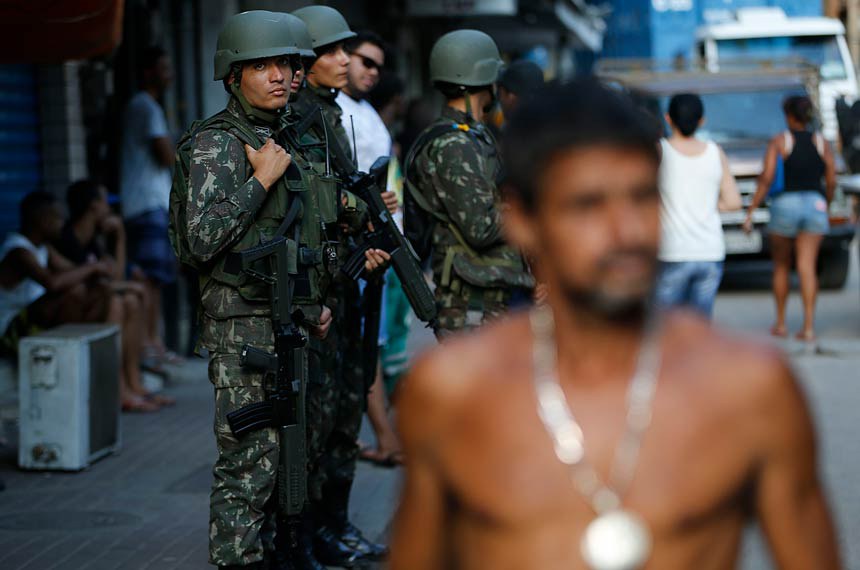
[655,94,742,317]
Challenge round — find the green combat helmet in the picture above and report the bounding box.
[279,12,315,58]
[213,10,299,80]
[429,29,503,88]
[292,5,356,50]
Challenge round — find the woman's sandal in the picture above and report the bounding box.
[122,395,160,413]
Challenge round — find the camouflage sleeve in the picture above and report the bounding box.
[430,134,503,249]
[186,129,268,263]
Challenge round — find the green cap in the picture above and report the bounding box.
[214,10,299,80]
[429,29,503,87]
[292,5,356,51]
[279,12,314,58]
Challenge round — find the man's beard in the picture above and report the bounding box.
[558,250,657,325]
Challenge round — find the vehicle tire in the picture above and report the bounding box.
[817,246,850,290]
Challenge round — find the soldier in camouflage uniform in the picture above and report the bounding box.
[405,30,534,340]
[290,6,390,567]
[185,11,383,570]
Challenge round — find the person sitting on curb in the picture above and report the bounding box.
[0,191,162,412]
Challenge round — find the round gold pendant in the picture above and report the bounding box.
[580,509,652,570]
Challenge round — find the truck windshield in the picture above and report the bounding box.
[661,88,807,144]
[715,35,847,81]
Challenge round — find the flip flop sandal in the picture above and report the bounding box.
[122,396,159,413]
[143,392,176,406]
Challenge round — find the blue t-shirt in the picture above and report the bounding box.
[119,91,172,219]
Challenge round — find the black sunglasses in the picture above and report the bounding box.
[355,54,382,71]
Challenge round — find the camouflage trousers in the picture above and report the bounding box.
[208,329,327,566]
[208,352,279,567]
[309,282,366,523]
[433,281,511,341]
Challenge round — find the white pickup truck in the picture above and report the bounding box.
[696,7,858,142]
[597,64,856,289]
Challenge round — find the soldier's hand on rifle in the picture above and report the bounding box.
[364,248,391,273]
[245,138,291,191]
[309,305,332,340]
[381,190,398,214]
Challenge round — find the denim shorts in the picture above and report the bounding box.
[655,261,724,318]
[768,191,829,237]
[126,208,177,284]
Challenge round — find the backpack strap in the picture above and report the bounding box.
[403,122,519,287]
[403,122,481,223]
[202,111,264,150]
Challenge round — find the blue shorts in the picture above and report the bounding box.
[655,261,724,318]
[126,208,177,284]
[768,191,829,237]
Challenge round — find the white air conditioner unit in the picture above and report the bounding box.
[18,324,121,470]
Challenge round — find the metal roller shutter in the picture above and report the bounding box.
[0,65,41,236]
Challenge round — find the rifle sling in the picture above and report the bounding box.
[222,196,303,276]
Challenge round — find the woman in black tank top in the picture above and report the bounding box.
[742,95,836,343]
[783,130,826,195]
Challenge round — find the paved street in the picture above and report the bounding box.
[0,243,858,569]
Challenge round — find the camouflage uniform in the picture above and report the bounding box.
[190,95,335,566]
[408,106,534,339]
[291,83,367,525]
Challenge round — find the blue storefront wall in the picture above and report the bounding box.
[0,65,41,238]
[601,0,824,61]
[603,0,653,58]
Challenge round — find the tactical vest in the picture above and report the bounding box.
[202,121,334,308]
[405,118,534,292]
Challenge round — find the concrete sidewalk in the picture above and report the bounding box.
[0,358,402,570]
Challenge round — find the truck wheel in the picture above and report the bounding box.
[817,247,850,290]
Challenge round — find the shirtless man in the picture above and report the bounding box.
[390,80,840,570]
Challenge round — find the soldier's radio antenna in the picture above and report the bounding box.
[318,107,331,177]
[350,115,358,170]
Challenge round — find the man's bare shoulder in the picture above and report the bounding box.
[664,311,798,412]
[398,315,532,442]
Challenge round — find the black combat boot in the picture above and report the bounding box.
[338,520,389,562]
[274,515,326,570]
[313,522,363,567]
[319,479,389,563]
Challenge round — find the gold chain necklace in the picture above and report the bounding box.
[530,304,662,570]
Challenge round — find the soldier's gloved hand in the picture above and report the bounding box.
[309,305,333,340]
[245,138,291,191]
[381,191,398,214]
[364,248,391,274]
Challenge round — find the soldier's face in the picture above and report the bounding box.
[235,56,293,110]
[506,145,661,320]
[291,62,306,94]
[347,42,384,95]
[308,43,349,89]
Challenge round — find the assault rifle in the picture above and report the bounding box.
[292,108,436,323]
[225,236,308,557]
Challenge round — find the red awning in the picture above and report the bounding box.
[0,0,124,63]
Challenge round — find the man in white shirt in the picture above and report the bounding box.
[336,32,405,467]
[119,46,177,364]
[336,31,392,172]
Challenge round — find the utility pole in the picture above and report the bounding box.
[849,0,860,72]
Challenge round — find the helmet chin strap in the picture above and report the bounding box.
[463,87,473,120]
[230,79,283,125]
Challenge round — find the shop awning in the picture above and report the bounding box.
[0,0,124,63]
